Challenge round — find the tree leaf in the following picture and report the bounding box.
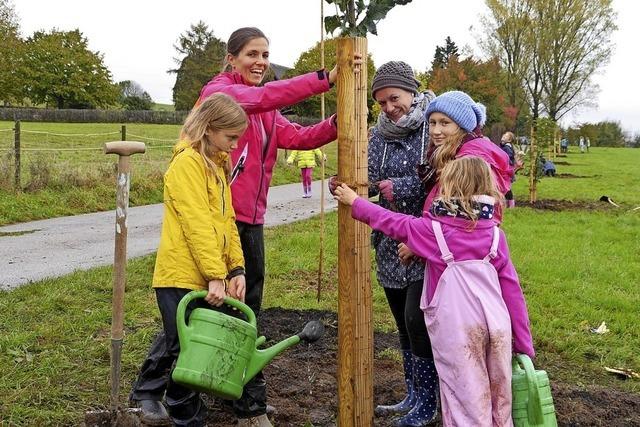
[324,15,342,35]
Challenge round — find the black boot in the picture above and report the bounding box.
[395,356,438,427]
[136,399,171,426]
[375,350,416,416]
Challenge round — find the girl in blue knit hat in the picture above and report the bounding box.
[418,90,514,224]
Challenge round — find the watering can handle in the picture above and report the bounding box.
[515,353,545,425]
[176,290,257,336]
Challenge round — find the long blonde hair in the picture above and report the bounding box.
[437,156,504,223]
[432,128,467,174]
[180,93,247,178]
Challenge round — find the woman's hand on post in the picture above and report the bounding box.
[328,53,364,85]
[227,275,246,302]
[334,183,358,206]
[206,279,226,307]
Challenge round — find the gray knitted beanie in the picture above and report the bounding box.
[371,61,420,99]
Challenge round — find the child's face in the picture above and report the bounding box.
[206,126,246,153]
[428,112,462,146]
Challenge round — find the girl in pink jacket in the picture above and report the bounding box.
[334,156,534,427]
[196,27,360,426]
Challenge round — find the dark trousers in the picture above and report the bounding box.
[130,288,211,426]
[383,281,433,359]
[233,221,267,418]
[505,189,514,201]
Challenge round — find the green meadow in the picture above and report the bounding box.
[0,142,638,424]
[0,121,337,225]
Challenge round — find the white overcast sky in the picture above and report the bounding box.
[13,0,640,134]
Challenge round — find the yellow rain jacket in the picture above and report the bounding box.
[286,149,324,168]
[153,141,244,290]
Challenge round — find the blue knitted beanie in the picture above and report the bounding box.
[425,91,486,132]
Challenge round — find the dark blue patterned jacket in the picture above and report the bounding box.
[368,124,428,289]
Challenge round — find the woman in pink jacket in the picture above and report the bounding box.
[334,156,534,426]
[196,27,359,427]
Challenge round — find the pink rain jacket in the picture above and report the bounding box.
[352,197,535,358]
[424,137,514,223]
[198,71,337,224]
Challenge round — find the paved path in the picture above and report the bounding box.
[0,181,337,290]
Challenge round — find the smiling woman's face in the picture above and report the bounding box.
[374,87,414,123]
[226,37,270,86]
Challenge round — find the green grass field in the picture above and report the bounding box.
[0,121,337,225]
[0,145,638,424]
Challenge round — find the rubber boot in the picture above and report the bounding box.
[375,350,415,416]
[136,399,172,426]
[395,356,438,427]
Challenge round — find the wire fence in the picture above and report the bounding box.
[0,121,179,192]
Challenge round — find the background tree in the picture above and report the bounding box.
[170,21,226,111]
[117,80,153,110]
[482,0,532,130]
[0,0,26,105]
[566,121,626,147]
[539,0,616,121]
[284,38,376,120]
[24,29,118,109]
[431,36,459,70]
[429,54,509,130]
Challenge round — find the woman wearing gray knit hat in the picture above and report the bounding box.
[419,90,513,223]
[357,60,440,426]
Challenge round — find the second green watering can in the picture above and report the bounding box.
[172,290,324,400]
[512,353,558,427]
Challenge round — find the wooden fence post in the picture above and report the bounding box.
[336,36,373,426]
[14,120,20,190]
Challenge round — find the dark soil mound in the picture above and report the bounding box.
[204,308,640,426]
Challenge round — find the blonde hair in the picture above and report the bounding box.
[437,156,504,223]
[502,131,515,143]
[432,128,467,174]
[180,93,247,178]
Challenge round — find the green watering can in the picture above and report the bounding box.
[512,354,558,427]
[172,290,324,400]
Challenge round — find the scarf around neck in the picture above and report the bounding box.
[376,91,435,139]
[430,195,496,220]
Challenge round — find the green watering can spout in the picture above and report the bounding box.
[244,320,325,385]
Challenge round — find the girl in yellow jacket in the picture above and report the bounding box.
[287,148,325,198]
[130,93,248,426]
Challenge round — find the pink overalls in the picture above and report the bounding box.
[425,220,513,427]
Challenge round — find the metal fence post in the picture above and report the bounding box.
[121,125,126,141]
[14,120,20,190]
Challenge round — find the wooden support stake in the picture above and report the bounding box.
[13,120,20,190]
[336,37,373,426]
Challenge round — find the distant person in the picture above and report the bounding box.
[194,26,361,426]
[497,131,517,208]
[560,137,569,153]
[586,137,591,152]
[287,149,325,198]
[543,158,556,176]
[579,136,586,153]
[129,94,248,426]
[334,156,535,427]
